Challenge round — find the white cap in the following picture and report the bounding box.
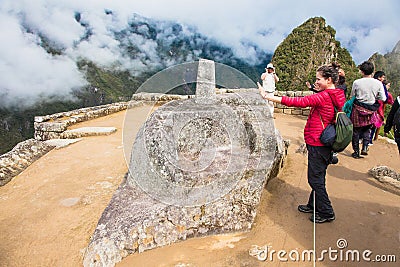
[266,63,274,69]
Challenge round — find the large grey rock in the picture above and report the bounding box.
[83,90,282,266]
[368,166,400,190]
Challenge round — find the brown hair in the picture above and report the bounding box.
[317,62,340,84]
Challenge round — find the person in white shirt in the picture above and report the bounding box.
[259,63,279,116]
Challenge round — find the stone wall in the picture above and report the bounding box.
[34,101,142,141]
[275,90,312,116]
[0,139,54,186]
[1,101,143,186]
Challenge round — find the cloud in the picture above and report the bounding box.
[129,0,400,62]
[0,11,87,106]
[0,0,399,105]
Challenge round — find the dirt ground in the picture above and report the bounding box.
[0,105,399,267]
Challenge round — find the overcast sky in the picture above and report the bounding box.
[1,0,399,105]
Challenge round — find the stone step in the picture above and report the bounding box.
[62,127,117,139]
[44,138,82,149]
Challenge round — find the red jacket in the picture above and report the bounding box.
[281,89,346,146]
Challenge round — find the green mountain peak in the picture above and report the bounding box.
[271,17,358,92]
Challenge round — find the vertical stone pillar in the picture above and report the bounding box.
[195,59,216,104]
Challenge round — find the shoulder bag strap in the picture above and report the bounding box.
[319,91,337,128]
[318,111,325,129]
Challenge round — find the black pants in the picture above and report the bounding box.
[306,145,334,217]
[352,125,372,152]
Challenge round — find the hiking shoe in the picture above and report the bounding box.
[309,213,335,223]
[361,147,368,155]
[351,152,363,159]
[298,205,313,213]
[330,154,339,164]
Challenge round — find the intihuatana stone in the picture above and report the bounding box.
[83,59,287,267]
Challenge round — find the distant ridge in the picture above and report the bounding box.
[392,40,400,54]
[369,40,400,96]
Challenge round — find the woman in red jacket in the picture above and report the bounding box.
[258,63,346,223]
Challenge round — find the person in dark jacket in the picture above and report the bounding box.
[258,63,346,223]
[337,68,347,96]
[384,95,400,154]
[370,71,392,144]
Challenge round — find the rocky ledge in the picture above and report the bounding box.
[0,139,55,186]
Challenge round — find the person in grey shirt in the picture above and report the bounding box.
[351,70,386,105]
[350,61,386,158]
